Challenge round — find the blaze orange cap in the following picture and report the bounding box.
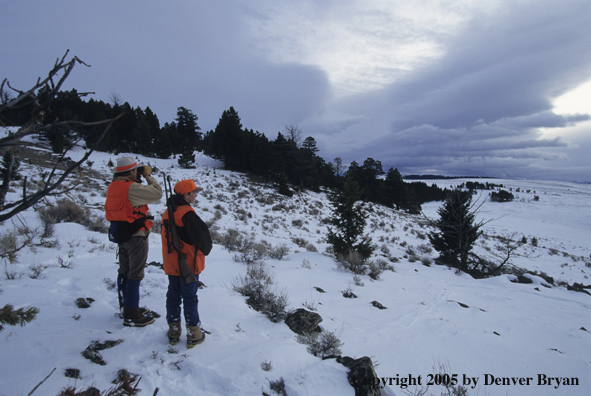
[174,179,203,195]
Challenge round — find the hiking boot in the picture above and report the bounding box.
[123,308,155,327]
[168,321,182,345]
[118,307,150,319]
[186,325,205,348]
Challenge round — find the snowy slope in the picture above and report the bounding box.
[1,138,590,396]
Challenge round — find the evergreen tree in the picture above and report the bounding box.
[0,149,21,181]
[326,176,375,261]
[175,106,202,153]
[358,158,385,203]
[131,107,153,155]
[154,121,177,159]
[385,167,408,209]
[207,107,244,169]
[428,189,484,274]
[0,293,39,332]
[178,145,196,168]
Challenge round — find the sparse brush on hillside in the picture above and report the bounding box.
[232,261,289,323]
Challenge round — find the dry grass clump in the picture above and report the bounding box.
[37,199,107,233]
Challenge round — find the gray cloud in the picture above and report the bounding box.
[317,0,591,181]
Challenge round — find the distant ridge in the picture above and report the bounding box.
[403,175,496,180]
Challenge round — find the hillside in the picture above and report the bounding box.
[1,137,590,396]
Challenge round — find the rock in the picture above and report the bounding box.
[76,387,100,396]
[81,339,124,365]
[337,356,381,396]
[75,297,94,308]
[285,309,323,335]
[370,301,387,310]
[567,283,591,296]
[64,368,81,379]
[81,345,106,365]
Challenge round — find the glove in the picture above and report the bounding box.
[141,166,152,177]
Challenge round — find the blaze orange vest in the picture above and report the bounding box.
[161,205,205,276]
[104,180,153,231]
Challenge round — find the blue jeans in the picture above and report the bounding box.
[166,275,200,327]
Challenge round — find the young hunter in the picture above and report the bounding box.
[104,157,163,327]
[161,179,212,348]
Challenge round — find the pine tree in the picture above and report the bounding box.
[177,146,196,169]
[327,176,375,261]
[428,189,484,273]
[0,302,39,332]
[0,150,21,181]
[175,106,202,152]
[208,107,244,170]
[385,167,407,209]
[154,122,176,159]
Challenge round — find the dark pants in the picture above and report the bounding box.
[166,275,200,327]
[117,236,149,309]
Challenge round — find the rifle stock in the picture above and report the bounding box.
[163,175,197,285]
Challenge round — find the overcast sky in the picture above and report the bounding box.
[2,0,590,181]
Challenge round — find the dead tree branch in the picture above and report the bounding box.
[0,51,123,220]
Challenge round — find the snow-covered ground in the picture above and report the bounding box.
[1,137,590,395]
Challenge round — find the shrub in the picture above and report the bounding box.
[292,219,304,227]
[491,190,515,202]
[421,257,433,266]
[291,237,308,248]
[417,243,433,255]
[267,244,290,260]
[268,377,287,396]
[367,261,383,280]
[233,263,288,323]
[336,250,367,275]
[37,199,107,233]
[233,242,267,265]
[217,229,245,252]
[305,243,318,253]
[376,258,395,272]
[28,264,48,279]
[352,274,364,286]
[38,199,89,224]
[341,286,357,298]
[296,330,343,358]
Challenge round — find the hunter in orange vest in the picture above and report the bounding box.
[104,156,162,327]
[161,179,212,348]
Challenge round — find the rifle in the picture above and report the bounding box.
[162,174,197,285]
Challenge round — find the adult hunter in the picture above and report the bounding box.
[161,179,212,348]
[104,156,162,327]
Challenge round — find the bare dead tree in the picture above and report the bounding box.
[474,231,535,276]
[0,50,123,221]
